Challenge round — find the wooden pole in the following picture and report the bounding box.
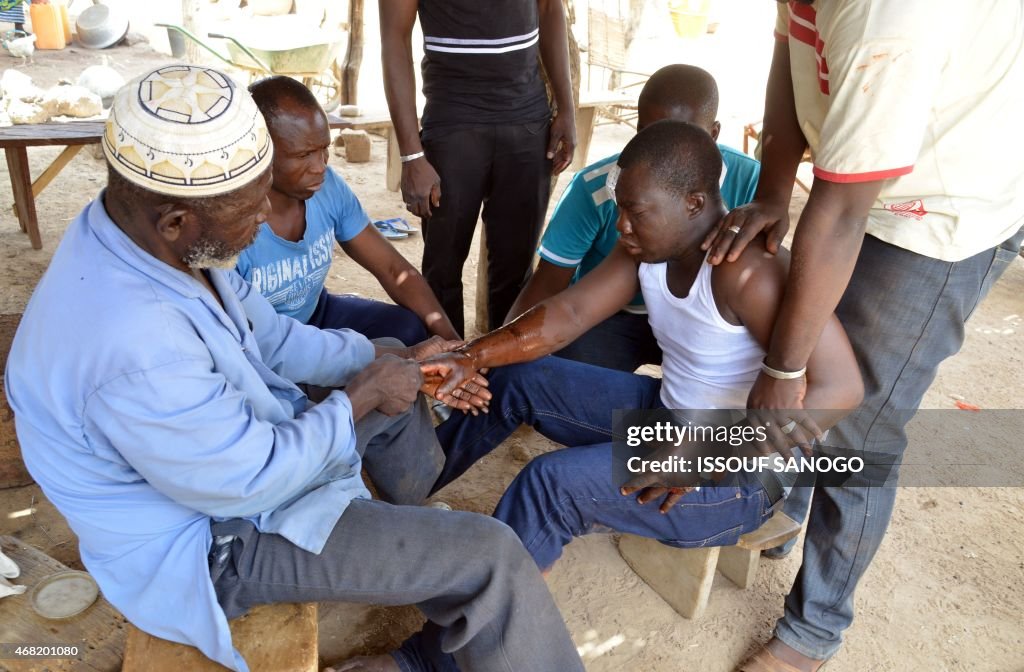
[181,0,203,64]
[340,0,364,105]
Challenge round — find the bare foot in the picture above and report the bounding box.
[325,654,401,672]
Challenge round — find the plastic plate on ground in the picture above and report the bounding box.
[29,570,99,619]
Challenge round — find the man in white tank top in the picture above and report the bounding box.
[355,120,863,672]
[406,122,864,612]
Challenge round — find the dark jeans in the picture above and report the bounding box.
[433,357,662,492]
[776,230,1024,660]
[308,288,427,346]
[494,443,779,570]
[554,310,662,372]
[397,356,781,671]
[421,122,553,336]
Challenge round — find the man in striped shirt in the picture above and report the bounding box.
[381,0,576,337]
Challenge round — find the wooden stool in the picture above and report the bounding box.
[619,510,801,619]
[122,602,318,672]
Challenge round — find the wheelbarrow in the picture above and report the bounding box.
[157,18,344,111]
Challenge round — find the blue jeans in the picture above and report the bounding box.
[554,310,662,373]
[776,230,1024,660]
[433,357,663,492]
[494,443,779,570]
[398,357,779,671]
[307,288,427,346]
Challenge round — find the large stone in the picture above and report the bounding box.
[77,64,125,108]
[341,128,371,163]
[6,99,49,125]
[41,84,103,119]
[122,603,318,672]
[1,69,42,104]
[123,31,150,47]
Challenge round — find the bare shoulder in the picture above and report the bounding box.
[710,234,790,307]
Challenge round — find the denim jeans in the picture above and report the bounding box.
[308,288,428,346]
[494,443,779,570]
[554,310,663,373]
[398,357,779,670]
[433,357,664,492]
[776,230,1024,660]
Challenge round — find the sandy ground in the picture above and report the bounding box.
[2,3,1023,671]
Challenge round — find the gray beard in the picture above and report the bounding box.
[183,237,241,271]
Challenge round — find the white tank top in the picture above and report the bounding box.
[639,258,765,410]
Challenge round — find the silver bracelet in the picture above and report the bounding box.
[400,151,425,163]
[761,359,807,380]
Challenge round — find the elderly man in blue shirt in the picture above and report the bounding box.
[4,65,583,672]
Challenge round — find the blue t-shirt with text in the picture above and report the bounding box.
[236,168,370,323]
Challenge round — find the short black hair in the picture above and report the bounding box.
[617,120,722,201]
[249,76,323,132]
[638,64,718,128]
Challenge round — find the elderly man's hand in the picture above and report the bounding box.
[347,354,423,417]
[419,350,492,414]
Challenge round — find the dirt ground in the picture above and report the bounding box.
[1,23,1023,672]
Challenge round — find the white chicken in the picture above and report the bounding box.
[3,32,36,66]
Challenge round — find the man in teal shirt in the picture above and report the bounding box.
[505,64,760,372]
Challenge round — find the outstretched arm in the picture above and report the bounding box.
[504,260,577,324]
[423,245,640,394]
[341,225,460,340]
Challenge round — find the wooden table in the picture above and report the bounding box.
[0,121,106,250]
[0,115,389,251]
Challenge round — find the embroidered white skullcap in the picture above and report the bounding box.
[103,64,272,198]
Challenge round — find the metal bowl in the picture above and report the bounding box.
[75,1,129,50]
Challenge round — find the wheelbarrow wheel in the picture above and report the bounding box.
[303,70,341,113]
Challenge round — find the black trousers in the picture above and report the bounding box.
[421,120,552,336]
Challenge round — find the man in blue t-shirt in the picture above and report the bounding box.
[236,77,460,345]
[505,64,761,372]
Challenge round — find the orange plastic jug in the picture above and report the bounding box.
[29,1,66,50]
[57,1,71,44]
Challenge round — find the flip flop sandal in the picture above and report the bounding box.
[378,217,418,234]
[372,219,409,240]
[737,648,828,672]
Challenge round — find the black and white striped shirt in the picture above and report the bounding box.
[418,0,551,132]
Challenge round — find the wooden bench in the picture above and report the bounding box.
[122,602,318,672]
[618,510,801,619]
